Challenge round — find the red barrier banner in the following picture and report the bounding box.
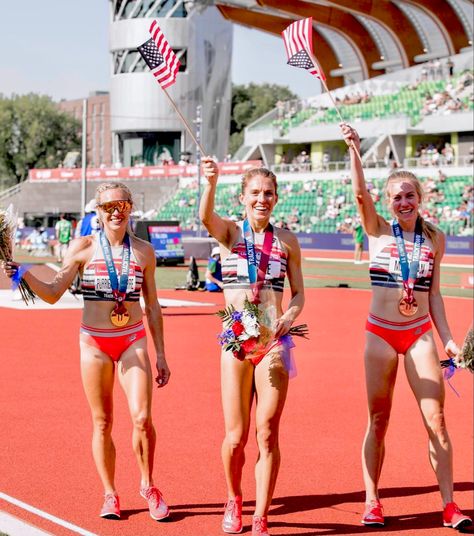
[29,161,263,182]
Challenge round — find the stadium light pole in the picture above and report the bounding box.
[195,104,202,238]
[80,98,87,219]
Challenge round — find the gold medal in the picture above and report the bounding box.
[398,296,418,317]
[110,305,130,327]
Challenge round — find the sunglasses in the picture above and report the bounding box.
[98,200,132,215]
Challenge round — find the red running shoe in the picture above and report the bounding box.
[140,485,170,521]
[252,515,269,536]
[100,492,120,519]
[222,496,242,533]
[361,500,384,526]
[443,502,472,529]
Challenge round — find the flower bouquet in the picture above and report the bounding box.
[0,205,36,304]
[440,326,474,374]
[217,297,308,362]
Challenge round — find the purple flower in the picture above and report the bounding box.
[231,311,243,322]
[218,329,234,346]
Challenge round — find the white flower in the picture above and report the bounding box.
[242,310,260,338]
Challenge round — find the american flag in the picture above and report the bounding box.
[137,21,180,89]
[282,17,326,81]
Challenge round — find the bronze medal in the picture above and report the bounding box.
[110,304,130,327]
[398,296,418,317]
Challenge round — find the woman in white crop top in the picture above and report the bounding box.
[341,123,471,530]
[199,157,305,536]
[2,182,170,523]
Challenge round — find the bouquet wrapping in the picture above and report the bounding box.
[0,205,35,304]
[217,297,308,366]
[440,326,474,375]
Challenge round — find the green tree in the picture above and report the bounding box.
[0,94,80,184]
[229,83,297,156]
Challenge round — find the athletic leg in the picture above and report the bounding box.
[253,349,289,517]
[404,331,453,505]
[80,339,116,494]
[221,353,255,499]
[117,337,156,488]
[362,332,399,503]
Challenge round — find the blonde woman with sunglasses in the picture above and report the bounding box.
[2,182,170,523]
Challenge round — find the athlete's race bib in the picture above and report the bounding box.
[236,251,281,280]
[95,275,136,293]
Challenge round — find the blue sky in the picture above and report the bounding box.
[0,1,321,101]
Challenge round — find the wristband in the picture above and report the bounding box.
[11,264,32,290]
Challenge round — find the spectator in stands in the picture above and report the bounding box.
[341,122,472,531]
[199,158,305,536]
[446,57,454,78]
[55,214,72,263]
[76,200,100,238]
[204,246,223,292]
[3,182,171,522]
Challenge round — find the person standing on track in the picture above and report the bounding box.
[2,182,171,523]
[200,158,305,536]
[341,123,472,531]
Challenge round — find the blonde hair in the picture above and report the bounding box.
[384,170,439,247]
[241,167,278,195]
[95,182,135,236]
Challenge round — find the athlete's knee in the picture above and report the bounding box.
[368,409,391,439]
[256,422,279,454]
[425,410,448,440]
[132,411,153,433]
[93,414,113,435]
[224,428,247,452]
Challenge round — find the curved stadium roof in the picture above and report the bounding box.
[211,0,473,88]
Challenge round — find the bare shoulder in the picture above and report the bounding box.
[274,226,300,253]
[130,235,155,261]
[67,236,95,257]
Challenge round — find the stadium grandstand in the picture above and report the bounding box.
[0,1,472,256]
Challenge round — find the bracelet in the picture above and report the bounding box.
[11,264,31,289]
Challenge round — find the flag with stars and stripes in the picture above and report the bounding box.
[282,17,326,81]
[137,21,180,89]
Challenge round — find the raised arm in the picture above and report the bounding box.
[199,157,238,247]
[340,123,383,236]
[2,237,88,303]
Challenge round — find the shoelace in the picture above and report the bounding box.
[225,499,239,517]
[104,494,117,506]
[253,517,267,532]
[144,487,161,508]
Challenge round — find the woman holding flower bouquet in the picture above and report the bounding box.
[341,123,472,531]
[200,158,305,536]
[2,182,171,523]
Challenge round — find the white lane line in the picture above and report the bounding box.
[0,510,53,536]
[0,492,97,536]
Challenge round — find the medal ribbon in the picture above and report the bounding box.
[392,218,422,304]
[99,231,130,308]
[242,219,274,304]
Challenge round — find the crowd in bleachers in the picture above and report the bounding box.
[269,63,473,137]
[154,171,473,238]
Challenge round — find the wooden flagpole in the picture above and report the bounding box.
[308,51,364,167]
[162,88,207,157]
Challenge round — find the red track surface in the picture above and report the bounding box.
[0,288,472,536]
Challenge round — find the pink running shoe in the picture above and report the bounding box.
[361,500,384,526]
[252,515,269,536]
[443,502,472,529]
[222,495,243,534]
[140,485,170,521]
[100,492,120,519]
